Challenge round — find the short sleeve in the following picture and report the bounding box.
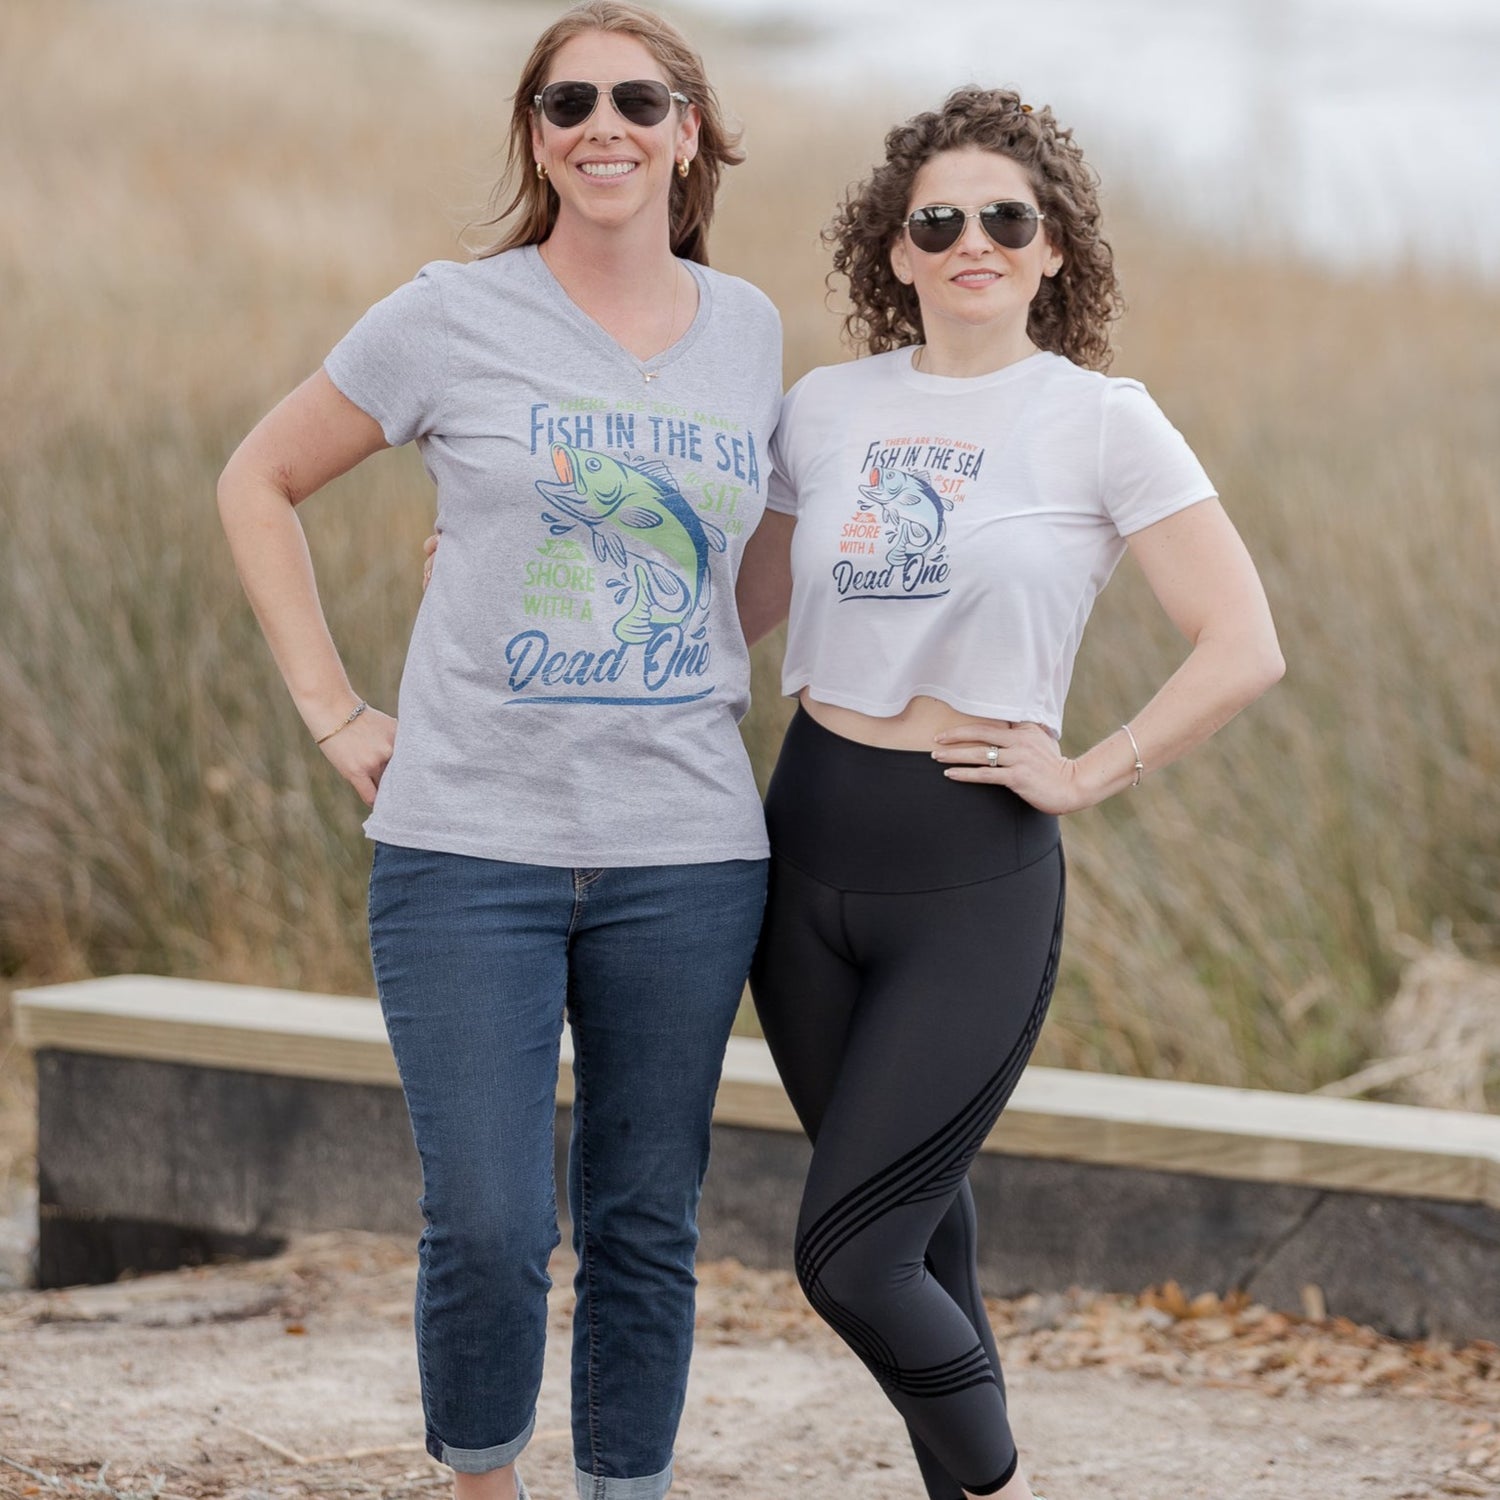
[323,264,452,448]
[1099,379,1217,536]
[764,377,808,516]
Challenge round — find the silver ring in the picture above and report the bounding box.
[985,745,1000,768]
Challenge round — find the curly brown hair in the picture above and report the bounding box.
[827,87,1123,371]
[474,1,743,266]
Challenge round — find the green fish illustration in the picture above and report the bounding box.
[535,444,726,645]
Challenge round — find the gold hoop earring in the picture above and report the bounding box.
[676,158,690,179]
[535,161,548,181]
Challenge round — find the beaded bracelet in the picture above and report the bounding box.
[1120,722,1145,788]
[315,700,368,746]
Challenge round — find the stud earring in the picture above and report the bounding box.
[677,157,690,178]
[535,161,548,180]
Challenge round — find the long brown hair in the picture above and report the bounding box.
[474,1,742,266]
[827,87,1123,370]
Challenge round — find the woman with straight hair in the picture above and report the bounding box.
[737,87,1285,1499]
[217,5,782,1498]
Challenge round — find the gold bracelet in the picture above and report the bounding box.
[1120,722,1144,788]
[315,700,368,746]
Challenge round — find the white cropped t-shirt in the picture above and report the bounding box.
[765,349,1216,737]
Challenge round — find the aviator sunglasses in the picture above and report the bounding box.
[905,200,1046,254]
[534,79,689,129]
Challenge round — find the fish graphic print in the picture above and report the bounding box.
[858,465,953,566]
[829,433,989,604]
[498,442,730,707]
[536,444,727,645]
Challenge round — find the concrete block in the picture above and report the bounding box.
[35,1051,421,1284]
[25,1024,1500,1342]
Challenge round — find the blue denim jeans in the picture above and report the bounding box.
[368,843,767,1499]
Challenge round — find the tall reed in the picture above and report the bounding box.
[2,0,1496,1097]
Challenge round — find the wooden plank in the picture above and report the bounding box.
[985,1090,1491,1204]
[716,1037,804,1134]
[15,976,398,1087]
[990,1068,1500,1199]
[15,976,1500,1208]
[712,1061,1500,1205]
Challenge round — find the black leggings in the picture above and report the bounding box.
[750,708,1065,1498]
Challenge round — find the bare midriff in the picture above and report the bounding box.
[798,689,1013,751]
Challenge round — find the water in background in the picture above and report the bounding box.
[700,0,1500,278]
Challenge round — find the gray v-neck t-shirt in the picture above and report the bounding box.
[324,245,783,866]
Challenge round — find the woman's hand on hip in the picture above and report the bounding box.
[318,706,398,807]
[931,719,1085,815]
[422,531,439,591]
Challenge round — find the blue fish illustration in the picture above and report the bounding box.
[858,466,952,565]
[536,444,726,645]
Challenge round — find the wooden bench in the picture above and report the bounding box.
[16,975,1500,1339]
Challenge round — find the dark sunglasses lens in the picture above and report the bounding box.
[907,206,964,253]
[979,202,1040,249]
[610,80,673,125]
[541,82,599,126]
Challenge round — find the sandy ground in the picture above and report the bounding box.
[1,998,1497,1499]
[0,1231,1497,1500]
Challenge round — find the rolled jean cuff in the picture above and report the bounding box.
[438,1411,535,1474]
[574,1457,674,1500]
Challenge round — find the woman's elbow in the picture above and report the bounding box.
[215,443,258,522]
[214,456,248,536]
[214,461,238,523]
[216,448,294,531]
[1244,629,1286,699]
[1201,618,1285,708]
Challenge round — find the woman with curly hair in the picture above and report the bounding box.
[737,88,1284,1499]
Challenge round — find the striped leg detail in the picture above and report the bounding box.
[793,864,1066,1394]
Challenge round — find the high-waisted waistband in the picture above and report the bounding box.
[764,706,1060,894]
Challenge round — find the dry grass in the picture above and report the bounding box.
[1318,938,1500,1110]
[2,0,1497,1097]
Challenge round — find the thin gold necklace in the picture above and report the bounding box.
[642,263,682,384]
[539,243,681,383]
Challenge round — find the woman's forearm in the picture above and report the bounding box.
[936,499,1284,813]
[215,370,390,739]
[1070,621,1286,805]
[1069,496,1285,805]
[736,509,794,647]
[216,464,361,737]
